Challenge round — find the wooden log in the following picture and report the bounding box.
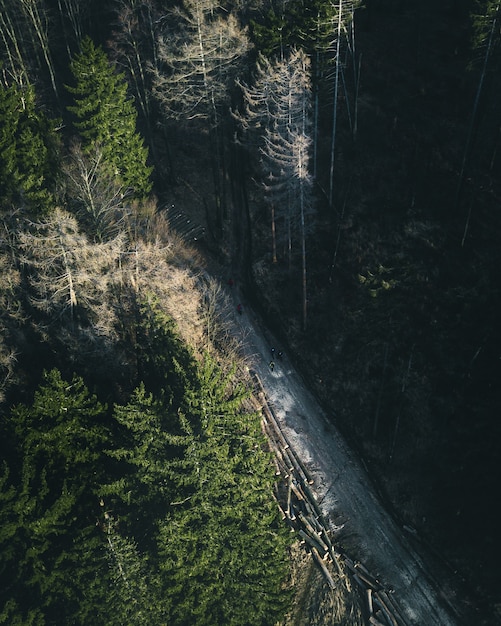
[276,501,287,520]
[311,546,336,590]
[286,475,293,518]
[368,616,387,626]
[344,557,357,573]
[373,595,398,626]
[291,480,305,501]
[298,529,328,556]
[352,573,366,589]
[354,564,384,591]
[377,591,408,626]
[367,587,374,614]
[298,512,323,539]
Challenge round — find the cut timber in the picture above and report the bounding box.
[373,596,398,626]
[367,588,374,614]
[354,564,384,591]
[299,529,328,556]
[311,546,336,590]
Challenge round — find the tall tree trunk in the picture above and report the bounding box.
[455,0,500,210]
[328,0,343,210]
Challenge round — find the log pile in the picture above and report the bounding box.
[250,370,409,626]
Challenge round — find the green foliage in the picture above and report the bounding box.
[66,37,153,199]
[470,0,501,57]
[135,294,198,403]
[2,369,112,624]
[1,308,291,625]
[157,353,292,626]
[250,0,308,57]
[0,81,59,214]
[250,0,355,58]
[103,383,193,541]
[101,514,168,626]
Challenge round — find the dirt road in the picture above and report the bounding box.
[234,301,466,626]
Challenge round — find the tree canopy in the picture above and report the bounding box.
[66,36,152,199]
[0,81,59,214]
[0,306,292,625]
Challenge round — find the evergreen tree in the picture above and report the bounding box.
[101,511,168,626]
[66,36,153,199]
[157,353,292,626]
[0,81,59,214]
[3,369,113,624]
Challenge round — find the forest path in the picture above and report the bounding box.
[229,291,463,626]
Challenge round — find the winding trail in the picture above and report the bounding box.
[231,297,465,626]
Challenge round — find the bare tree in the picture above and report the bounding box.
[0,0,31,86]
[237,48,314,328]
[0,247,22,402]
[54,0,87,59]
[19,208,124,327]
[153,1,250,230]
[19,0,59,102]
[108,0,159,142]
[63,141,134,242]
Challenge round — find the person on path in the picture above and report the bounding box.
[269,361,275,372]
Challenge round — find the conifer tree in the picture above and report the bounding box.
[66,36,153,199]
[0,81,59,214]
[4,369,112,624]
[101,510,168,625]
[157,353,292,626]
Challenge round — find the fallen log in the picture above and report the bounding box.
[367,587,374,614]
[298,512,323,540]
[373,595,398,626]
[311,546,336,590]
[299,529,328,556]
[354,564,384,591]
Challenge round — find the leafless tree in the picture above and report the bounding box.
[0,248,22,403]
[19,0,59,102]
[108,0,159,143]
[19,208,125,327]
[237,48,314,328]
[0,0,30,86]
[153,0,250,230]
[63,141,134,242]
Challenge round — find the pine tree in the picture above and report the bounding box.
[157,353,292,626]
[66,36,153,199]
[4,369,113,624]
[101,510,168,625]
[0,81,60,214]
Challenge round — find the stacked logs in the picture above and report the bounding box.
[250,370,408,626]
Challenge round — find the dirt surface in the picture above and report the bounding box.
[227,289,470,626]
